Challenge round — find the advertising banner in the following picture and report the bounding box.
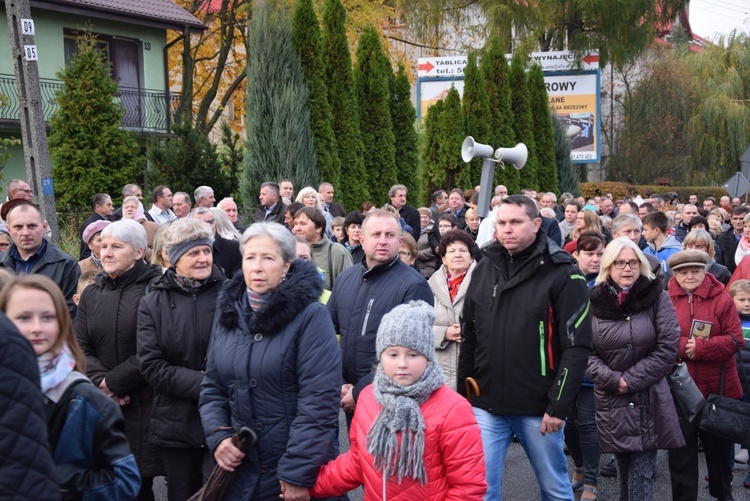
[546,73,599,162]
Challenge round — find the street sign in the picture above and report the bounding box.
[723,172,750,198]
[741,143,750,181]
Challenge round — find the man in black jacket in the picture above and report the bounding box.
[386,184,420,241]
[79,193,113,260]
[255,182,286,224]
[327,210,432,424]
[717,205,748,273]
[458,195,592,500]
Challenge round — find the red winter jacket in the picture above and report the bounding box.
[311,385,486,500]
[668,273,745,399]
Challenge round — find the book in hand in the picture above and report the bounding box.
[690,319,712,340]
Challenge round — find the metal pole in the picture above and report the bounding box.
[4,0,59,242]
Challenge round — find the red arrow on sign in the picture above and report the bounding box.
[583,54,599,65]
[418,61,435,73]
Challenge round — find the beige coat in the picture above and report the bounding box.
[429,260,476,390]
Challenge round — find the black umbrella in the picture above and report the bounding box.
[188,426,258,501]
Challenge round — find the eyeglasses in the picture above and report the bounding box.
[613,260,640,270]
[399,250,412,257]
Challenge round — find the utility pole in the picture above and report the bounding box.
[4,0,59,242]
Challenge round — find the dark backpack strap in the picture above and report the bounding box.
[328,249,334,289]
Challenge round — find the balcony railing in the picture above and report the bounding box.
[0,73,179,134]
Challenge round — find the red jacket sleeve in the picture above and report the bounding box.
[694,295,744,363]
[310,403,367,497]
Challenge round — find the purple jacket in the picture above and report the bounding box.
[587,276,685,453]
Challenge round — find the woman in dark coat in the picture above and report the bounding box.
[137,218,225,501]
[587,237,684,501]
[199,222,341,501]
[75,219,164,500]
[667,249,743,501]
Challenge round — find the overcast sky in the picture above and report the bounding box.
[689,0,750,41]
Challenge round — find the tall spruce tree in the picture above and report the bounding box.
[244,1,318,210]
[480,34,519,194]
[49,32,141,211]
[552,115,580,196]
[528,64,558,194]
[420,99,444,202]
[292,0,341,189]
[390,63,420,198]
[509,53,539,190]
[461,51,492,188]
[322,0,368,210]
[437,87,466,190]
[354,26,397,203]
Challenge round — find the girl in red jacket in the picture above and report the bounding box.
[306,301,486,501]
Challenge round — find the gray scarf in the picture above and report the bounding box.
[366,362,444,485]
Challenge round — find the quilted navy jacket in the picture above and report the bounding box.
[200,259,341,500]
[0,315,60,500]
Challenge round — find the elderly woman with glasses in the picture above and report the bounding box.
[587,237,684,501]
[682,229,731,285]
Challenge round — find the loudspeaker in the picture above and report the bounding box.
[461,136,495,163]
[495,143,528,170]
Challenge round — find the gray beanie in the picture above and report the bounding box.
[376,300,435,362]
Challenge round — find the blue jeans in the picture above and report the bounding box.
[474,408,574,501]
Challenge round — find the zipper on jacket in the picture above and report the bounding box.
[556,367,569,400]
[539,321,547,376]
[361,298,374,336]
[490,283,498,309]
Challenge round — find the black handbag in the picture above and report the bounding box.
[667,362,705,423]
[698,335,750,444]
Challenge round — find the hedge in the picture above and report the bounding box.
[580,182,735,203]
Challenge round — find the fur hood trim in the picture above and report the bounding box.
[217,259,323,334]
[590,275,662,320]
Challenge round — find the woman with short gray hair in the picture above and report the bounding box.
[200,221,341,500]
[137,217,225,500]
[75,219,165,498]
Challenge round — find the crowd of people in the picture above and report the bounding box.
[1,177,749,501]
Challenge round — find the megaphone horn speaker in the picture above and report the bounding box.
[495,143,528,170]
[461,136,495,163]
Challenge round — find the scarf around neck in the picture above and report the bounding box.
[447,270,467,302]
[38,346,75,395]
[366,361,444,485]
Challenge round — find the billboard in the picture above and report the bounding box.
[416,51,601,164]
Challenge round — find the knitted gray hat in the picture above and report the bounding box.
[376,300,435,362]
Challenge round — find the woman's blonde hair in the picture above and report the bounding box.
[0,275,86,371]
[573,209,602,239]
[682,229,715,260]
[295,186,325,213]
[596,237,655,285]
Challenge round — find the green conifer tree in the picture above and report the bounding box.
[48,32,141,211]
[480,34,519,194]
[461,51,492,187]
[292,0,341,189]
[552,115,580,196]
[244,1,318,211]
[148,118,227,198]
[322,0,368,210]
[509,53,539,190]
[420,99,444,202]
[528,64,558,194]
[390,63,420,199]
[437,87,466,190]
[354,26,397,203]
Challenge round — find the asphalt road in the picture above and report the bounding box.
[153,411,749,500]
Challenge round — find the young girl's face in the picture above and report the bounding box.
[380,346,428,386]
[5,287,59,356]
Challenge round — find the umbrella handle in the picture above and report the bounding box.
[233,426,258,452]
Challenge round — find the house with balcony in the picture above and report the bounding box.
[0,0,204,196]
